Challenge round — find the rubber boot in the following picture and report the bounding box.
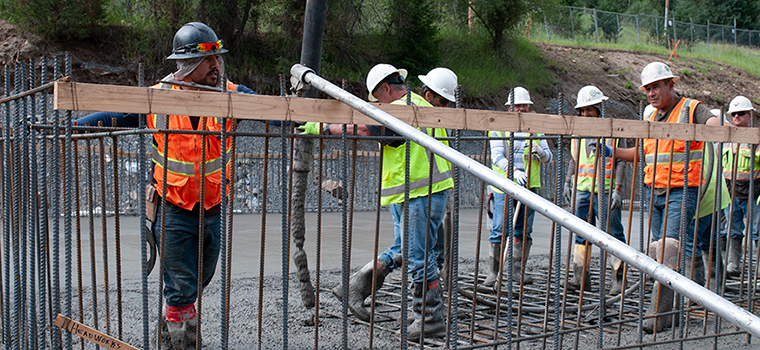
[508,237,533,284]
[684,256,705,287]
[332,257,394,322]
[408,280,447,341]
[643,280,676,334]
[566,243,591,292]
[483,242,501,287]
[643,238,680,334]
[608,256,625,296]
[726,236,743,278]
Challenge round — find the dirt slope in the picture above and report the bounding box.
[2,19,760,119]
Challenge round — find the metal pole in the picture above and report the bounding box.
[544,14,551,40]
[672,12,677,44]
[636,15,640,44]
[690,22,694,52]
[708,20,710,50]
[734,18,737,47]
[593,8,599,43]
[616,14,620,40]
[570,8,575,41]
[290,63,760,338]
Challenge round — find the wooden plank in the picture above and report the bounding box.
[53,82,760,144]
[54,314,139,350]
[612,119,650,139]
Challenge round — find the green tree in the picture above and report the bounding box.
[467,0,530,50]
[386,0,440,74]
[0,0,105,40]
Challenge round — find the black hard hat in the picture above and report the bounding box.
[167,22,228,60]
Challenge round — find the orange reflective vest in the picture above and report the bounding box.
[643,97,705,189]
[147,82,236,211]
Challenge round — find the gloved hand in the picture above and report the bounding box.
[610,189,623,210]
[297,122,321,135]
[563,181,573,205]
[531,142,550,162]
[587,139,613,157]
[513,169,528,186]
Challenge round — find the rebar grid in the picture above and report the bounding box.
[3,59,760,350]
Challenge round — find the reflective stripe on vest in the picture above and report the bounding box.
[378,121,454,206]
[489,131,542,193]
[573,138,617,193]
[643,97,705,188]
[722,143,760,180]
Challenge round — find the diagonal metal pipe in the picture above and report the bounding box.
[290,63,760,338]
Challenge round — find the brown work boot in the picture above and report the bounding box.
[608,256,625,296]
[567,243,591,292]
[509,237,533,284]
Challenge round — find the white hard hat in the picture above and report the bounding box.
[505,86,532,106]
[727,95,756,114]
[639,62,680,91]
[710,108,722,117]
[418,67,458,103]
[366,63,408,102]
[643,104,656,119]
[575,85,608,109]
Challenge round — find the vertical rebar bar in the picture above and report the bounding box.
[280,97,289,350]
[553,94,565,350]
[219,91,230,350]
[111,131,124,339]
[38,56,50,349]
[2,64,11,350]
[50,55,62,349]
[98,132,111,336]
[63,51,74,350]
[27,57,39,350]
[137,63,149,350]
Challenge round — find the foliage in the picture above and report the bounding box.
[0,0,105,40]
[466,0,530,50]
[385,0,440,75]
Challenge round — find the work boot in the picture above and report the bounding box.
[566,243,591,292]
[332,257,395,322]
[608,256,625,296]
[643,238,680,334]
[407,280,447,341]
[643,281,676,334]
[726,236,744,278]
[508,237,533,284]
[684,256,705,287]
[483,242,501,287]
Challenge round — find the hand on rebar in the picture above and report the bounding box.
[563,182,573,205]
[586,140,613,157]
[513,169,527,186]
[610,189,622,210]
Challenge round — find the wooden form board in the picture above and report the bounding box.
[54,314,139,350]
[54,81,760,144]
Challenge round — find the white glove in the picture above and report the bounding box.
[513,169,528,186]
[531,142,549,162]
[563,182,573,205]
[610,189,622,210]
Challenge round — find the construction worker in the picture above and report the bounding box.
[75,22,255,349]
[419,68,458,283]
[616,61,720,334]
[722,96,760,278]
[563,86,627,295]
[327,64,453,340]
[483,87,552,288]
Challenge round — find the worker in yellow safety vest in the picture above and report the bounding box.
[483,87,553,289]
[323,64,454,341]
[721,96,760,278]
[563,86,628,295]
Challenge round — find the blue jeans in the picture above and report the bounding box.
[379,189,450,283]
[152,202,221,307]
[693,213,719,257]
[489,189,535,242]
[724,196,760,241]
[574,191,626,244]
[647,186,698,258]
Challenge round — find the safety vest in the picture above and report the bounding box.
[572,138,618,193]
[722,143,760,181]
[147,81,237,211]
[380,93,453,205]
[489,131,542,193]
[643,98,705,189]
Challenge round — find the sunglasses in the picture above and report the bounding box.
[175,40,224,54]
[733,111,749,117]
